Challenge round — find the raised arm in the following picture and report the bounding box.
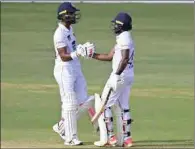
[92,48,115,61]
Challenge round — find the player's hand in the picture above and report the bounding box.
[82,42,96,59]
[108,74,124,91]
[76,44,86,57]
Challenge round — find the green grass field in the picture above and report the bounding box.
[1,3,194,148]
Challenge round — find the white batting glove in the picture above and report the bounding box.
[108,74,124,91]
[76,44,86,57]
[82,42,96,59]
[70,44,85,60]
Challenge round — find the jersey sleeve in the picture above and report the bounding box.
[54,30,67,48]
[116,32,130,50]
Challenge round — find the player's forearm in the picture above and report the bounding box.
[58,47,78,62]
[92,53,112,61]
[60,53,74,61]
[115,58,129,75]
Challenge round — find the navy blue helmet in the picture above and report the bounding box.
[57,2,81,24]
[111,12,132,34]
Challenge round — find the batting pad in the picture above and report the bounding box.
[113,104,123,146]
[62,92,78,142]
[94,93,108,143]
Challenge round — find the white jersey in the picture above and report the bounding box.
[53,23,81,67]
[112,31,135,76]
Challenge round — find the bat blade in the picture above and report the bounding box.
[91,104,105,123]
[91,88,113,123]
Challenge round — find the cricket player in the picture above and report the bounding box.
[83,12,135,147]
[52,2,96,146]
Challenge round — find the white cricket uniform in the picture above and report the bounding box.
[105,31,135,109]
[53,23,88,106]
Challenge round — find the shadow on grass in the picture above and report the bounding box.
[134,139,194,148]
[135,139,193,143]
[83,139,194,148]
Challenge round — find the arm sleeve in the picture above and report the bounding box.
[117,33,130,50]
[54,33,67,49]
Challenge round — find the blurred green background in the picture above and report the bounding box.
[1,3,193,148]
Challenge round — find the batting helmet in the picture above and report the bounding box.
[111,12,132,34]
[57,2,81,24]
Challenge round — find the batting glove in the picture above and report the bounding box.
[82,42,96,59]
[108,74,124,91]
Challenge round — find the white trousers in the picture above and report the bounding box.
[53,64,88,105]
[104,73,134,109]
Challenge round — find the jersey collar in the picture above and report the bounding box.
[58,23,72,32]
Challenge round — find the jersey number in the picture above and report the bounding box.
[72,41,76,51]
[128,51,134,68]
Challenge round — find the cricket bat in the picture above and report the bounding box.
[91,88,113,123]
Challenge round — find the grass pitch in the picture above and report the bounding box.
[1,3,194,148]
